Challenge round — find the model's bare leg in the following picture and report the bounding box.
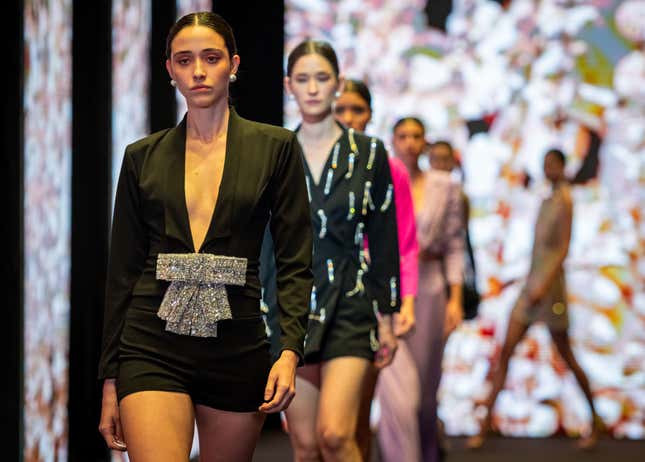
[356,365,378,461]
[549,328,602,449]
[194,405,265,462]
[285,364,322,461]
[119,391,194,462]
[317,357,371,462]
[467,316,529,449]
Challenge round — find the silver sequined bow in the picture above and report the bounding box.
[156,253,248,337]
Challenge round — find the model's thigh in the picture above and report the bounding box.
[318,357,371,434]
[120,390,194,462]
[194,405,265,462]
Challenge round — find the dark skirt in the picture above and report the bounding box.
[117,296,272,412]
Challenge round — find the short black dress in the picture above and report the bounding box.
[262,126,401,364]
[98,109,313,412]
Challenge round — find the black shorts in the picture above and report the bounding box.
[116,296,272,412]
[305,294,379,364]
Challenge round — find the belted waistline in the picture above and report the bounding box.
[155,253,248,337]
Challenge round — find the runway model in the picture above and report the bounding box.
[283,41,400,462]
[97,12,313,461]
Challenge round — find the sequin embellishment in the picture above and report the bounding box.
[370,328,380,352]
[331,142,340,169]
[380,184,393,212]
[346,269,365,297]
[318,209,328,238]
[367,138,377,170]
[362,181,372,215]
[156,253,248,337]
[390,277,398,308]
[347,191,356,220]
[323,169,334,195]
[345,152,356,179]
[327,259,335,283]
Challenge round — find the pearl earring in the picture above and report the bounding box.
[170,79,177,87]
[229,74,237,83]
[334,90,341,98]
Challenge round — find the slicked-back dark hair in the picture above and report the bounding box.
[430,140,454,156]
[166,12,237,59]
[287,39,340,77]
[343,79,372,110]
[545,148,566,165]
[392,117,426,135]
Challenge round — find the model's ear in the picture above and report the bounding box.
[231,54,240,75]
[284,76,292,97]
[337,74,346,94]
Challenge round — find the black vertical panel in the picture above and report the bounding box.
[424,0,453,31]
[150,1,177,132]
[1,1,23,460]
[214,0,285,126]
[69,0,111,460]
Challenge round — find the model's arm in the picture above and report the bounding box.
[364,142,401,368]
[365,142,401,314]
[259,133,313,414]
[98,148,148,380]
[268,133,314,365]
[98,147,147,451]
[443,184,466,335]
[389,158,418,336]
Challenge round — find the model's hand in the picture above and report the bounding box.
[259,350,298,413]
[374,315,398,369]
[98,379,127,451]
[394,296,416,337]
[443,298,463,338]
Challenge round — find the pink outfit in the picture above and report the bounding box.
[389,156,419,298]
[378,169,465,462]
[376,157,420,461]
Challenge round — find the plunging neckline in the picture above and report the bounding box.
[183,131,230,254]
[299,129,344,187]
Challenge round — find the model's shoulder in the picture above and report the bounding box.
[237,115,296,143]
[352,129,384,148]
[124,127,173,158]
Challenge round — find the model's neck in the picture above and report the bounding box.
[186,98,230,143]
[400,156,422,179]
[298,112,340,144]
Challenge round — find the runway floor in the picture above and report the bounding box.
[252,429,645,462]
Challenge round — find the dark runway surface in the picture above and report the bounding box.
[252,429,645,462]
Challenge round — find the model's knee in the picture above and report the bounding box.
[290,431,320,460]
[318,425,354,453]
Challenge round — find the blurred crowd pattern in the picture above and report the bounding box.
[24,0,72,460]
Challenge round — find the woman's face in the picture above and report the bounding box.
[286,53,340,121]
[392,120,426,166]
[165,25,239,109]
[334,91,371,132]
[429,144,455,172]
[543,152,565,183]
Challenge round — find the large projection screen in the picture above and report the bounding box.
[285,0,645,439]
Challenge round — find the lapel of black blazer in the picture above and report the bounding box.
[199,107,242,250]
[163,116,194,252]
[296,122,350,205]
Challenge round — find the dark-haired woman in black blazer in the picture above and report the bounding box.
[97,12,312,462]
